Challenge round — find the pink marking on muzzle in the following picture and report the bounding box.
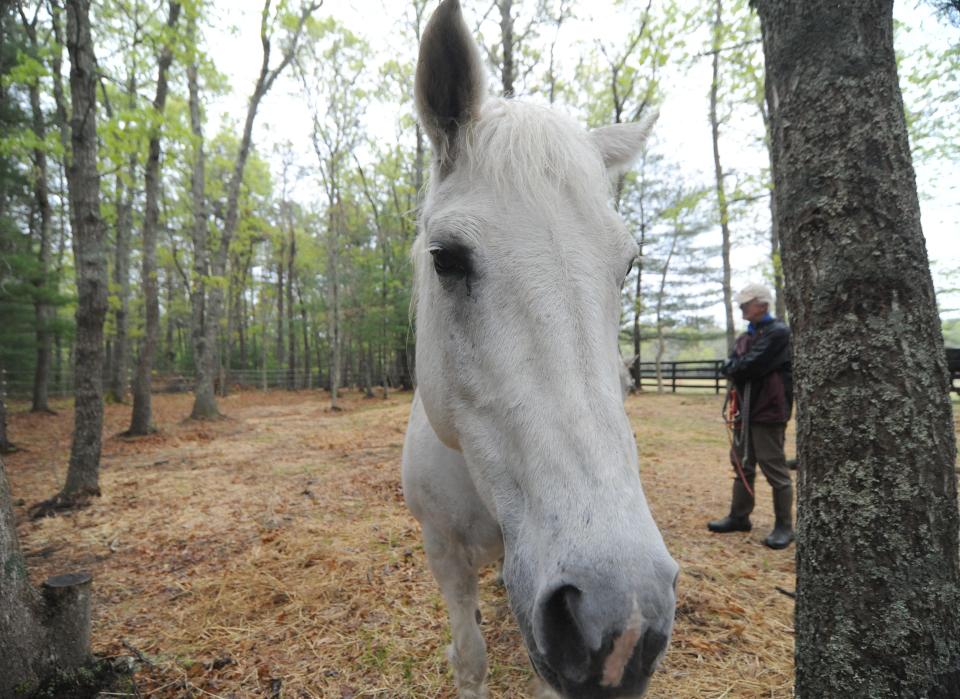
[600,606,644,688]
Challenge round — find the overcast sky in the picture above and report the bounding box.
[202,0,960,319]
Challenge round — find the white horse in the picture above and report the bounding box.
[401,1,679,697]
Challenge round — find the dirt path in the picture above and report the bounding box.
[6,390,796,698]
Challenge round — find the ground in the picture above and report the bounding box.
[5,389,802,698]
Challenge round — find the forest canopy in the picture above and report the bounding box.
[0,0,957,409]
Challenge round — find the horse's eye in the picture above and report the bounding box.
[429,246,470,279]
[623,257,636,286]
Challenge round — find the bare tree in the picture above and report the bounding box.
[754,0,960,695]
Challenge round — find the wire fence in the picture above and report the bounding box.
[0,367,401,401]
[4,354,959,401]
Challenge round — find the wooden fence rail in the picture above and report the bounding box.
[634,360,727,394]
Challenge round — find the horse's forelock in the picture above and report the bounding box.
[460,98,612,214]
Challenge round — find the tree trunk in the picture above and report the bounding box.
[276,240,285,373]
[187,45,219,420]
[128,1,181,435]
[49,7,70,403]
[61,0,108,500]
[20,12,54,414]
[710,0,736,352]
[363,345,374,398]
[0,369,14,453]
[498,0,515,97]
[631,173,649,390]
[107,68,137,404]
[0,457,93,696]
[328,202,341,409]
[757,94,786,320]
[108,155,135,403]
[295,278,311,389]
[287,229,296,390]
[754,1,960,696]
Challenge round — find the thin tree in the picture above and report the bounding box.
[187,9,220,419]
[107,71,138,404]
[709,0,735,351]
[752,1,960,695]
[17,2,56,414]
[127,0,181,435]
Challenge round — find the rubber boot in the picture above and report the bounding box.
[763,486,794,549]
[707,478,754,533]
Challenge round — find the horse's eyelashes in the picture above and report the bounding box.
[429,246,471,280]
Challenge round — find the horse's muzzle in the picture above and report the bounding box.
[529,578,673,698]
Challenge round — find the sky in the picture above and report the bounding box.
[202,0,960,321]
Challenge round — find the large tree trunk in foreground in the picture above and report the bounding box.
[0,457,92,696]
[62,0,108,500]
[754,1,960,696]
[128,1,181,435]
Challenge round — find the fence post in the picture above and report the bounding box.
[715,361,721,395]
[671,362,677,393]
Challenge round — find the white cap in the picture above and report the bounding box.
[734,282,774,307]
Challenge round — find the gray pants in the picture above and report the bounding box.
[730,422,791,517]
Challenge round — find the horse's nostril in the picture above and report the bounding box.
[537,584,593,681]
[640,627,669,676]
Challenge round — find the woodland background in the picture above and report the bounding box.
[1,0,958,421]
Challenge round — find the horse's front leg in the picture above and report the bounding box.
[423,527,488,699]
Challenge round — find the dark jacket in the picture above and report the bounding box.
[722,317,793,424]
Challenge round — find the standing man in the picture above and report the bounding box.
[708,282,794,549]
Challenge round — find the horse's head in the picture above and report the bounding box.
[412,1,678,696]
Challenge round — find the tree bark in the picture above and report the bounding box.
[0,369,14,453]
[19,8,55,414]
[287,227,296,390]
[276,239,285,373]
[60,0,108,500]
[710,0,735,352]
[328,201,341,409]
[0,457,93,696]
[108,151,135,403]
[187,44,219,419]
[296,279,311,389]
[754,1,960,696]
[497,0,515,97]
[128,0,181,435]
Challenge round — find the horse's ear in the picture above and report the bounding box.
[415,0,486,168]
[590,108,659,178]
